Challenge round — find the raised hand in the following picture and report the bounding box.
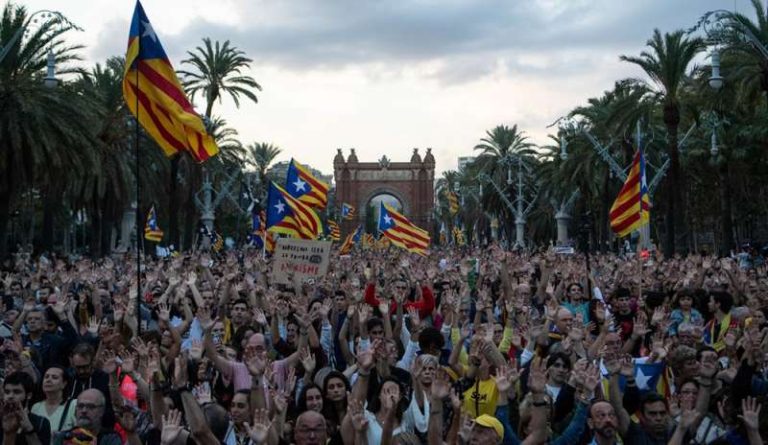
[739,396,762,431]
[52,295,69,317]
[253,308,268,326]
[101,349,118,374]
[86,316,101,336]
[244,409,273,444]
[156,303,171,323]
[678,408,702,432]
[348,397,370,432]
[131,337,149,358]
[172,355,189,389]
[431,368,452,400]
[357,344,375,372]
[458,412,475,444]
[300,347,316,375]
[494,364,519,394]
[619,354,635,378]
[528,357,547,394]
[244,348,268,377]
[197,305,215,332]
[161,409,184,445]
[186,271,198,286]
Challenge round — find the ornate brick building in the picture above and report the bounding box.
[334,148,435,234]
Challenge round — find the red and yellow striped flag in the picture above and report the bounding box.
[447,191,459,215]
[610,149,650,237]
[122,1,219,162]
[328,220,341,241]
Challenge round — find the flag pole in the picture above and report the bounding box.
[134,27,142,337]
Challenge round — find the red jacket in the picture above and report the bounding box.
[364,282,435,319]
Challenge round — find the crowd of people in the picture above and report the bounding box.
[0,244,765,445]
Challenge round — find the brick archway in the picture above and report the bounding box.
[334,148,435,235]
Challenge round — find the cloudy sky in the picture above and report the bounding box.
[22,0,743,176]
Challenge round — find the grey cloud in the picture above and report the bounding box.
[88,0,730,83]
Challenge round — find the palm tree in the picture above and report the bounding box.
[620,29,704,255]
[178,37,262,118]
[473,125,536,242]
[0,4,95,257]
[247,142,282,185]
[172,37,261,247]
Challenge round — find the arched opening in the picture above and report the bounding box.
[365,193,403,233]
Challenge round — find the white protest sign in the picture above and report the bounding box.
[272,238,332,284]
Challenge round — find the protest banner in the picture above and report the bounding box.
[272,238,332,284]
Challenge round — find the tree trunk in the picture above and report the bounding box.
[600,167,611,252]
[718,161,735,255]
[89,206,102,258]
[0,187,10,259]
[664,104,681,256]
[41,186,59,254]
[168,156,181,249]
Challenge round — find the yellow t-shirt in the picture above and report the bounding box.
[462,378,499,418]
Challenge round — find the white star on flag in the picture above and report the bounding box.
[142,21,158,42]
[384,215,393,225]
[293,178,307,192]
[634,367,652,390]
[274,201,286,214]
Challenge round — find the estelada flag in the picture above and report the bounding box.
[286,159,330,209]
[377,203,429,256]
[122,1,218,162]
[609,149,650,237]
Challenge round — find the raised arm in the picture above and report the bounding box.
[605,354,630,436]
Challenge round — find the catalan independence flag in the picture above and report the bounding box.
[144,205,163,242]
[327,220,341,241]
[341,203,356,220]
[266,183,323,239]
[609,149,650,237]
[286,159,330,209]
[447,191,459,215]
[247,211,266,248]
[339,225,362,254]
[377,203,430,256]
[122,1,218,162]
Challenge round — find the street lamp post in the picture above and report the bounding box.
[0,9,81,65]
[697,9,768,61]
[478,154,538,249]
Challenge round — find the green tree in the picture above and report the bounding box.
[173,37,261,248]
[0,4,96,257]
[247,142,282,187]
[620,29,704,255]
[474,124,536,242]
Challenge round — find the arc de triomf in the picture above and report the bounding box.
[334,148,435,235]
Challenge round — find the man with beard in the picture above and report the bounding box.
[587,401,621,445]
